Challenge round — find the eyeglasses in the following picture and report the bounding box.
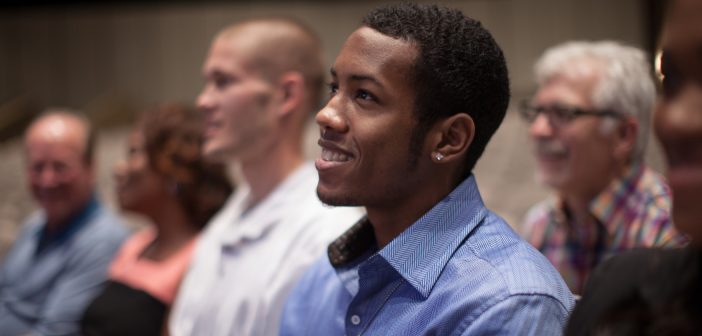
[518,100,621,127]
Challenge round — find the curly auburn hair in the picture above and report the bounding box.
[139,104,233,228]
[362,3,510,179]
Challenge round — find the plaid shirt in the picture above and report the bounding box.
[521,163,688,294]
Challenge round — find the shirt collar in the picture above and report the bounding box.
[219,163,315,247]
[588,162,645,235]
[328,217,376,267]
[328,175,488,298]
[35,193,101,254]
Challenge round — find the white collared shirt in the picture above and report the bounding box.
[169,163,363,336]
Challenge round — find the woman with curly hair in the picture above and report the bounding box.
[81,104,233,336]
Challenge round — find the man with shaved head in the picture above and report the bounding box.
[168,18,361,336]
[0,111,127,335]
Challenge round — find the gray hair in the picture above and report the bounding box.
[534,41,656,162]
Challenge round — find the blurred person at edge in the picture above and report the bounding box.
[168,17,363,336]
[519,40,687,294]
[0,110,128,335]
[566,0,702,334]
[80,104,232,335]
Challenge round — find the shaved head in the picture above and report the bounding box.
[216,18,325,111]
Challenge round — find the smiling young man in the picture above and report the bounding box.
[280,4,574,335]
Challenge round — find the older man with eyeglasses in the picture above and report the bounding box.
[519,41,687,294]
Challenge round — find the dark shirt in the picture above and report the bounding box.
[566,247,702,335]
[81,281,166,336]
[35,196,100,255]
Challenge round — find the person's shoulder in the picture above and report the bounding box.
[577,248,689,309]
[633,165,672,205]
[566,247,690,336]
[15,210,46,238]
[587,247,686,289]
[68,205,128,257]
[522,197,556,226]
[286,254,336,300]
[426,218,574,334]
[85,206,129,240]
[301,255,335,282]
[453,211,573,305]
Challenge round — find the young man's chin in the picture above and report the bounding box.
[316,188,360,207]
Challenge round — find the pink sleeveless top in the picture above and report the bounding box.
[108,228,197,304]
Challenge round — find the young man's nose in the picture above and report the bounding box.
[316,98,348,133]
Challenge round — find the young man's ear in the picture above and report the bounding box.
[429,113,475,163]
[277,72,305,118]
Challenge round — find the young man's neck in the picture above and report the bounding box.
[366,172,461,249]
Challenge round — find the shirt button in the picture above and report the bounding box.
[350,315,361,325]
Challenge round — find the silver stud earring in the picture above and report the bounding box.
[435,153,444,161]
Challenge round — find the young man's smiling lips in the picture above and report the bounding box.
[315,139,354,171]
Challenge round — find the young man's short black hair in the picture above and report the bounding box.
[363,3,510,179]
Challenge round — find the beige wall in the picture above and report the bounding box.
[0,0,658,254]
[0,0,646,109]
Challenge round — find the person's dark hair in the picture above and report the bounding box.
[362,3,510,178]
[140,104,233,228]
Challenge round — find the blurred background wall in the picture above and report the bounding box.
[0,0,665,256]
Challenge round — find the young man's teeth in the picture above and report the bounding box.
[322,148,349,162]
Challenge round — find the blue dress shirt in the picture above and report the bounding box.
[0,195,128,336]
[281,176,574,335]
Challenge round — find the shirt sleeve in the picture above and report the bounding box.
[458,294,570,336]
[32,240,120,335]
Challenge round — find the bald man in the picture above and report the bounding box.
[168,18,361,336]
[0,111,127,335]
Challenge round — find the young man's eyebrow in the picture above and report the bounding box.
[330,68,383,87]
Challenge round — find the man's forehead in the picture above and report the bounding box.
[203,35,259,74]
[533,76,598,109]
[333,27,417,79]
[346,27,415,56]
[26,117,87,154]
